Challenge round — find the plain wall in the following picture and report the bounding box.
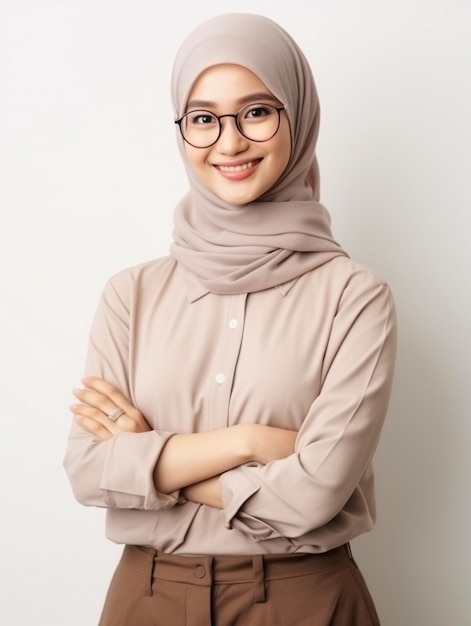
[1,1,469,624]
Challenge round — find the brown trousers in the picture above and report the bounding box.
[98,544,380,626]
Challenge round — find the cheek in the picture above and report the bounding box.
[274,121,291,166]
[184,146,197,170]
[184,145,206,173]
[273,132,291,177]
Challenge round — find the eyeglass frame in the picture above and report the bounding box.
[174,104,286,149]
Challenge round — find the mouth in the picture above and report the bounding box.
[213,158,262,181]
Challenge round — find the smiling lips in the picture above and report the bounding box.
[214,158,262,180]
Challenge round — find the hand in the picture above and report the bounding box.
[70,376,151,441]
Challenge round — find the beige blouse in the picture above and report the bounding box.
[64,255,397,555]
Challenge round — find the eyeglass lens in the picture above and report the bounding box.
[180,104,281,148]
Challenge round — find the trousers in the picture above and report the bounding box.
[98,544,380,626]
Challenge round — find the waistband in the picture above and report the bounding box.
[121,543,353,595]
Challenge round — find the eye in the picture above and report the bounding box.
[243,104,273,119]
[188,111,217,125]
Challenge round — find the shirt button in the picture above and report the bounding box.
[195,565,206,579]
[215,373,226,384]
[229,319,238,330]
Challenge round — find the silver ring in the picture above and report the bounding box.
[108,407,125,423]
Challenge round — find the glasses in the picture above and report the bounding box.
[175,103,286,148]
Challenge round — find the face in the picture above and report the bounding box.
[183,64,291,205]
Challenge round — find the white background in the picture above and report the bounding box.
[1,1,470,624]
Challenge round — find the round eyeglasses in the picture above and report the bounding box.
[175,103,286,149]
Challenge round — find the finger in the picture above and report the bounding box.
[76,378,151,434]
[81,377,136,415]
[70,403,120,438]
[73,387,118,417]
[74,413,114,441]
[73,387,137,426]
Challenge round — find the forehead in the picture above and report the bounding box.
[186,64,279,111]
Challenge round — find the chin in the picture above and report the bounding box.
[215,185,265,206]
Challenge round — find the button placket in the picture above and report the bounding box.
[207,294,247,428]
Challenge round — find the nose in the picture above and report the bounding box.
[216,116,249,154]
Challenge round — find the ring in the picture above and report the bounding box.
[108,407,125,423]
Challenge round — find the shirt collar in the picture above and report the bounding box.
[181,266,299,302]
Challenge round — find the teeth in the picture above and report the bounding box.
[218,161,257,172]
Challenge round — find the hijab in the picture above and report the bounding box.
[170,13,347,295]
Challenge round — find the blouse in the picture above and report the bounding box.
[64,254,397,555]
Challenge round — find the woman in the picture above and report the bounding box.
[64,13,397,626]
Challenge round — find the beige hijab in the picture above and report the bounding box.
[170,13,347,294]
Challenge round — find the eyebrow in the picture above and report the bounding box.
[186,92,281,111]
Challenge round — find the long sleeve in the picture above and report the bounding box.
[63,271,178,510]
[219,274,397,543]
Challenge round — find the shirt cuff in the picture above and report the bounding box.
[100,430,178,510]
[219,464,261,529]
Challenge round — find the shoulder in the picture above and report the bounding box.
[104,255,177,291]
[324,257,397,330]
[99,256,179,308]
[322,256,390,287]
[312,255,394,301]
[296,256,396,324]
